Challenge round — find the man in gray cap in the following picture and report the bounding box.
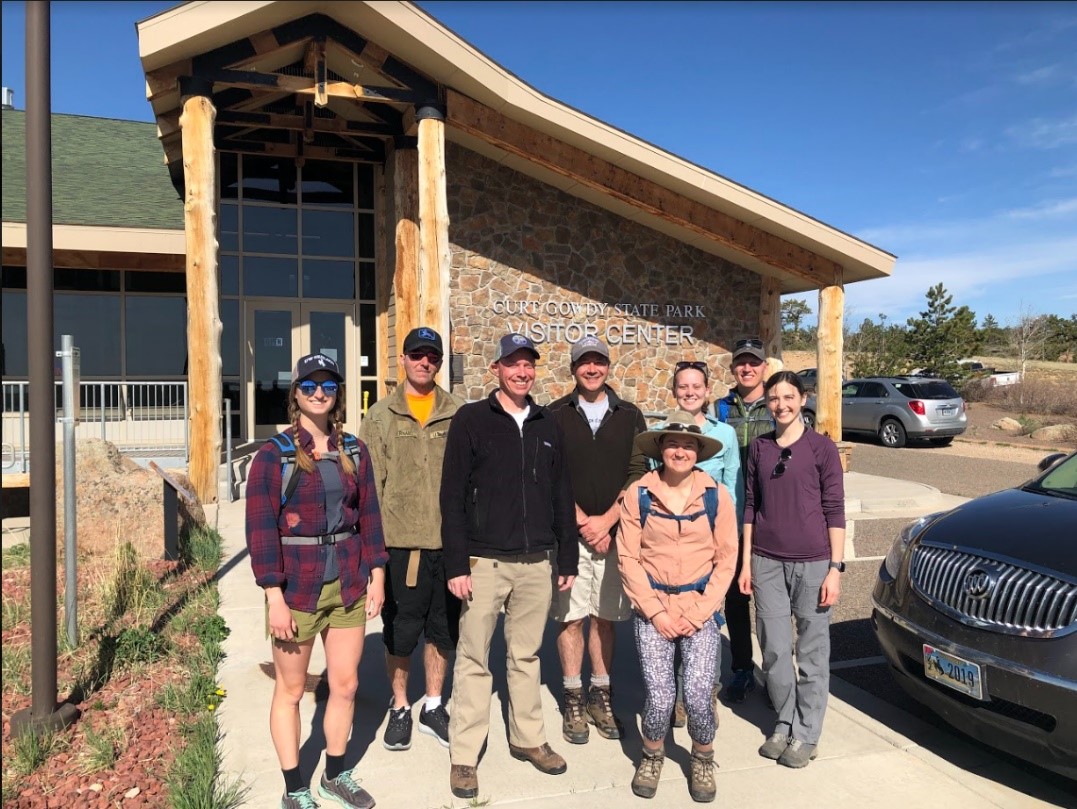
[549,336,648,745]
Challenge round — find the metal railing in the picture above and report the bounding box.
[2,380,189,472]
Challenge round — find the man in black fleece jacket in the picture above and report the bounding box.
[440,333,578,800]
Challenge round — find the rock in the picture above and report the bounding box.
[992,417,1023,434]
[55,439,206,560]
[1031,424,1077,443]
[124,787,141,799]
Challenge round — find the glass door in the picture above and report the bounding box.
[301,303,357,435]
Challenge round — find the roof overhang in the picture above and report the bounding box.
[2,221,185,271]
[137,1,895,293]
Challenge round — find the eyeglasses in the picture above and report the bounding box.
[297,379,339,397]
[663,422,703,435]
[405,350,443,363]
[773,447,793,478]
[734,338,764,350]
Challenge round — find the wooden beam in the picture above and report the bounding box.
[417,114,451,389]
[187,68,422,105]
[816,280,845,441]
[215,138,384,163]
[146,59,192,101]
[759,275,783,362]
[215,109,397,137]
[445,89,841,288]
[179,91,222,504]
[392,144,420,382]
[2,247,185,272]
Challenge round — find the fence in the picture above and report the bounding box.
[2,380,189,473]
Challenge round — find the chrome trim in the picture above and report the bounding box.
[872,599,1077,693]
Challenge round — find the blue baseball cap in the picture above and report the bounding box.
[493,333,540,362]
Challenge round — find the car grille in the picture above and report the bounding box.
[910,544,1077,637]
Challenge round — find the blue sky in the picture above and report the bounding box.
[2,1,1075,329]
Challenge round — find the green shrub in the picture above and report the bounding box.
[166,714,248,809]
[10,725,65,776]
[79,722,126,773]
[112,626,168,667]
[1,542,31,569]
[181,526,224,572]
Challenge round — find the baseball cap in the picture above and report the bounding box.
[731,336,766,362]
[402,327,444,356]
[292,353,343,383]
[570,336,610,364]
[493,332,540,362]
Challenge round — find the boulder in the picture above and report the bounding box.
[55,439,206,560]
[992,417,1024,434]
[1030,424,1077,444]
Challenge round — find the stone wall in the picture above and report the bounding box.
[446,142,762,413]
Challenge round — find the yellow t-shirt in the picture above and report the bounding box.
[407,390,435,426]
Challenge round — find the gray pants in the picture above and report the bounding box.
[751,555,831,745]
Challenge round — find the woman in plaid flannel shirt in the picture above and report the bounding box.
[245,353,388,809]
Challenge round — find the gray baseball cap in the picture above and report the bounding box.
[570,336,610,364]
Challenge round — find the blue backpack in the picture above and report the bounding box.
[638,485,718,532]
[268,431,362,506]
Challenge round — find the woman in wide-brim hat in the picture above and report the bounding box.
[617,410,738,803]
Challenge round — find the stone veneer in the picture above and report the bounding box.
[446,142,762,413]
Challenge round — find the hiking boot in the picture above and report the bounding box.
[688,750,716,803]
[585,684,624,740]
[281,788,319,809]
[317,769,375,809]
[777,739,818,769]
[758,732,789,760]
[508,742,568,775]
[418,704,450,748]
[631,748,665,799]
[672,697,687,728]
[382,702,412,751]
[562,686,589,744]
[725,668,756,704]
[449,764,478,799]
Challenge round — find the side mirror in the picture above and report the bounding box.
[1037,453,1066,472]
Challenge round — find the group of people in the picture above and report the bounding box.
[245,328,846,809]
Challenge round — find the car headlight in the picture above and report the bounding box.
[882,511,946,580]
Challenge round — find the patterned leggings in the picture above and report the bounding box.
[633,612,719,744]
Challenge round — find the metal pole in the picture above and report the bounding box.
[13,0,78,736]
[100,381,106,441]
[60,336,77,648]
[225,398,234,502]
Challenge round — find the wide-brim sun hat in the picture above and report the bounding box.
[635,410,723,462]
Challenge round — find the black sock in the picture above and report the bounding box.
[282,767,305,795]
[325,753,346,781]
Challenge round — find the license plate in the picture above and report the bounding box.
[937,406,955,416]
[923,644,984,700]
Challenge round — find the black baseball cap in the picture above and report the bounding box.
[292,353,343,383]
[402,327,444,356]
[493,332,540,362]
[731,336,767,362]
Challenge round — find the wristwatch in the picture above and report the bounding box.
[828,561,846,573]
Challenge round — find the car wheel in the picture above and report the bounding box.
[929,437,953,446]
[878,418,907,448]
[802,409,816,431]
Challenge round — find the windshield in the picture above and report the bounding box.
[892,381,960,400]
[1033,454,1077,496]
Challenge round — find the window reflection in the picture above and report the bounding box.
[126,296,187,375]
[54,294,121,376]
[301,160,354,206]
[241,156,297,204]
[244,257,298,297]
[303,259,354,299]
[243,206,298,255]
[219,203,239,252]
[302,209,355,257]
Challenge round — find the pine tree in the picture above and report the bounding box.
[905,284,979,381]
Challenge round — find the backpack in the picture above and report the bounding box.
[638,485,718,532]
[268,431,362,507]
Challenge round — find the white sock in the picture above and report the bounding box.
[424,695,442,712]
[563,675,583,690]
[591,674,611,688]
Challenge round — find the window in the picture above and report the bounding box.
[841,383,861,398]
[125,297,187,376]
[1,290,27,375]
[54,294,121,376]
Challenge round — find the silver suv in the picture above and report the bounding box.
[802,376,967,448]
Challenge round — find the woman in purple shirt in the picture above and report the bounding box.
[737,370,845,769]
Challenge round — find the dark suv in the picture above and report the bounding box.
[803,376,967,448]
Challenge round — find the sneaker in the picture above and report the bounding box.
[672,697,687,728]
[688,749,716,803]
[777,739,818,769]
[281,788,319,809]
[317,769,376,809]
[631,748,664,799]
[418,703,450,748]
[585,685,624,740]
[725,668,756,704]
[562,686,589,744]
[758,732,789,760]
[382,703,412,751]
[449,764,478,799]
[508,742,568,775]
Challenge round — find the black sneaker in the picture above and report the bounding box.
[383,703,412,751]
[418,703,450,748]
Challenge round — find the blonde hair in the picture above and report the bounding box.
[286,383,355,476]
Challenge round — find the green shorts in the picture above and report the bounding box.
[265,578,366,644]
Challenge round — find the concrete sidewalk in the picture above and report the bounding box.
[212,472,1067,808]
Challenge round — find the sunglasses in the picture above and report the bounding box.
[773,447,793,478]
[405,350,443,363]
[297,379,339,397]
[734,338,764,350]
[674,360,709,382]
[663,422,703,435]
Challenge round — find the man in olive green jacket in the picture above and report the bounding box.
[359,327,464,753]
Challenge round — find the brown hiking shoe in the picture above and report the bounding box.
[689,749,716,803]
[562,686,589,744]
[508,742,567,775]
[586,684,624,740]
[449,764,478,799]
[631,748,665,798]
[672,697,687,728]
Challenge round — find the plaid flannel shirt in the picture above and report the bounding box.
[245,427,388,613]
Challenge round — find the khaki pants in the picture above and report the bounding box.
[449,552,552,766]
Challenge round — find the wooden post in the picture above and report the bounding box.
[416,103,451,389]
[179,79,221,504]
[374,162,390,397]
[759,275,783,363]
[816,278,845,442]
[392,137,420,383]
